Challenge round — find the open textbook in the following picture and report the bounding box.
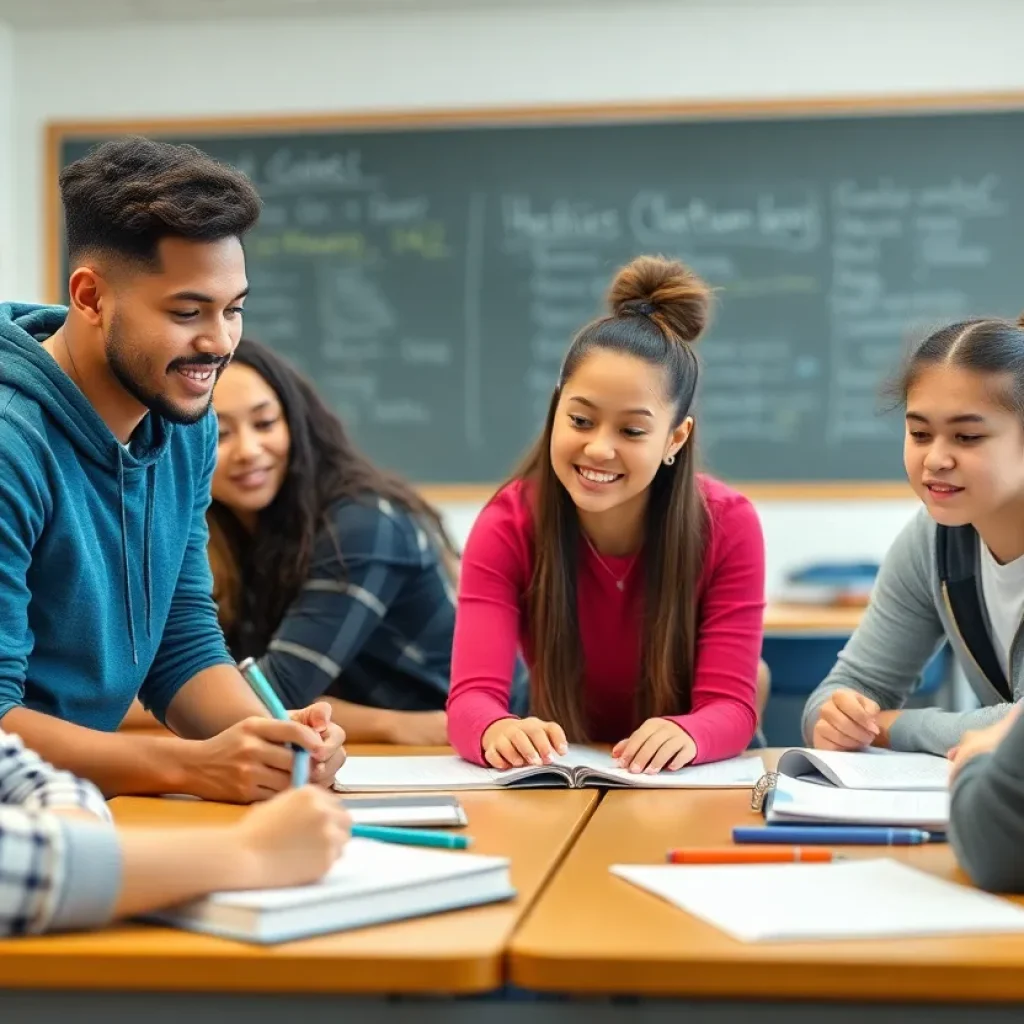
[334,746,765,793]
[775,747,950,791]
[145,838,513,944]
[612,859,1024,943]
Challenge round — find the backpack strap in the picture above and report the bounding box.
[936,524,1013,702]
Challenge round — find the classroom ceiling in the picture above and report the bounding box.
[0,0,607,29]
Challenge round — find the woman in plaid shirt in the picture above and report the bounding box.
[0,728,349,936]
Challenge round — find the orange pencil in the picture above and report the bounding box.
[666,847,841,864]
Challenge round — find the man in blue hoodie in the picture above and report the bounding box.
[0,136,346,801]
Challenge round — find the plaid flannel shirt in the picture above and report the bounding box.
[0,729,121,937]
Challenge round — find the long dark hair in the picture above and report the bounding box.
[885,313,1024,413]
[209,338,459,657]
[511,255,711,742]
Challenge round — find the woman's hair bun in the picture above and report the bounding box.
[607,254,712,344]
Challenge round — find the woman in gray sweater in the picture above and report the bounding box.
[948,706,1024,891]
[802,315,1024,757]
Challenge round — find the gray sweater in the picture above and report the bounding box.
[801,508,1021,755]
[950,719,1024,891]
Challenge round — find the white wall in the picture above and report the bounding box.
[14,0,1023,588]
[0,24,14,298]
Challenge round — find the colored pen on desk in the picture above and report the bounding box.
[732,826,939,846]
[351,824,471,850]
[668,847,841,864]
[238,657,310,788]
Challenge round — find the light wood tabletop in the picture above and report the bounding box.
[0,745,596,996]
[508,749,1024,1004]
[764,602,865,634]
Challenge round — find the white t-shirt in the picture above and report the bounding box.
[978,539,1024,677]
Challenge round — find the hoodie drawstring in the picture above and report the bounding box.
[143,465,155,640]
[117,450,139,666]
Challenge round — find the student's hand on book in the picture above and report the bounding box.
[387,710,449,747]
[235,785,351,890]
[948,704,1023,782]
[612,719,696,774]
[188,717,326,803]
[481,717,568,769]
[812,690,881,750]
[289,702,347,786]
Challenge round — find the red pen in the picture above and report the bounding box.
[667,847,841,864]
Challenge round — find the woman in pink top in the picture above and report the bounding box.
[447,255,767,774]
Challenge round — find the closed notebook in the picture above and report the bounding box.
[775,747,950,791]
[342,795,467,828]
[611,858,1024,943]
[144,838,514,944]
[333,746,765,793]
[764,773,949,829]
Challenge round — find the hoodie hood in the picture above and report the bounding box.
[0,302,174,666]
[0,302,172,470]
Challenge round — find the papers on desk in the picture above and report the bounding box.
[612,859,1024,943]
[775,748,950,791]
[765,774,949,830]
[145,838,514,944]
[334,747,765,792]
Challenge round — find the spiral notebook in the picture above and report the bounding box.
[754,772,950,830]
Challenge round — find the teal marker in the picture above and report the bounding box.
[351,824,471,850]
[238,657,310,787]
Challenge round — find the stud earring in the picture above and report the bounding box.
[664,453,676,466]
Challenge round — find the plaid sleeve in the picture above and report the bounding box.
[0,730,122,935]
[0,807,66,936]
[0,729,111,822]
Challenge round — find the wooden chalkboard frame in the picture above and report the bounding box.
[48,91,1024,502]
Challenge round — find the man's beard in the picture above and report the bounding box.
[106,314,225,426]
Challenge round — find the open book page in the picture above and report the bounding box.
[333,755,562,792]
[768,774,949,829]
[562,746,766,788]
[778,748,950,791]
[334,748,764,792]
[611,859,1024,943]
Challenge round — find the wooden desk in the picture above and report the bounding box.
[0,746,595,1021]
[509,750,1024,1018]
[765,601,865,635]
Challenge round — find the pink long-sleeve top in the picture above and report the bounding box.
[447,474,766,765]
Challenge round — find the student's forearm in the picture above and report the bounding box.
[111,825,258,919]
[889,703,1015,755]
[1,707,192,799]
[321,696,400,743]
[163,664,271,740]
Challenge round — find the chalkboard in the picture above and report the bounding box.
[50,101,1024,494]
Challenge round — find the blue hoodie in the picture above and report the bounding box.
[0,303,234,731]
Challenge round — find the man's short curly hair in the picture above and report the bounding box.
[60,136,262,268]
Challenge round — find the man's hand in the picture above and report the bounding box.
[183,716,327,803]
[290,702,346,787]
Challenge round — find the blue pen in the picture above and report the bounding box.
[351,824,471,850]
[238,657,310,788]
[733,826,939,846]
